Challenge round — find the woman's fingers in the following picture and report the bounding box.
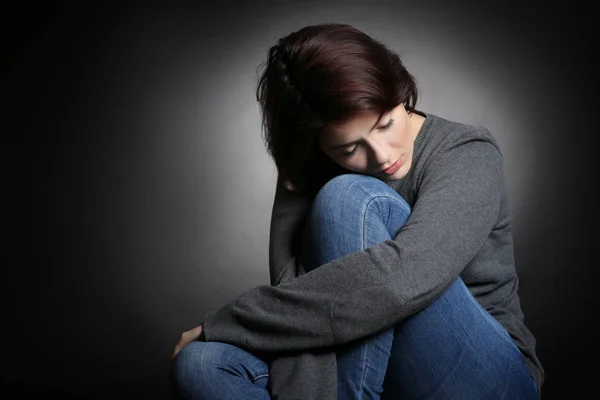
[170,323,204,362]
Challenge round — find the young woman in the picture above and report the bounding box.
[169,23,544,400]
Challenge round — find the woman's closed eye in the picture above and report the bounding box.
[342,118,394,158]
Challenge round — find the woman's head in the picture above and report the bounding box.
[256,23,420,197]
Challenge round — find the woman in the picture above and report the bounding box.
[169,23,544,399]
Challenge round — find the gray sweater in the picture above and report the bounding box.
[202,111,544,399]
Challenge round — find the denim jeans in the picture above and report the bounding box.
[169,174,538,400]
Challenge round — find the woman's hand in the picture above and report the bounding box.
[170,322,204,362]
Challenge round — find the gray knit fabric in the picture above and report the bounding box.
[203,111,544,399]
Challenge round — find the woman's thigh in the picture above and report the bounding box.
[382,276,538,400]
[169,341,270,400]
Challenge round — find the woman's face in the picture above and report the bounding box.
[318,103,424,181]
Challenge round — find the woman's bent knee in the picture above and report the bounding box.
[313,174,409,215]
[170,342,237,396]
[317,174,391,200]
[169,341,270,399]
[301,174,412,270]
[170,341,211,389]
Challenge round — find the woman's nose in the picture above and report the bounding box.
[366,137,390,165]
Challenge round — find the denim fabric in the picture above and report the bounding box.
[169,174,538,399]
[169,341,270,399]
[302,174,538,400]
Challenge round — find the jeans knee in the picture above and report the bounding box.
[317,174,380,200]
[169,341,219,397]
[312,174,410,220]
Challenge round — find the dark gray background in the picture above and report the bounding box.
[2,1,596,399]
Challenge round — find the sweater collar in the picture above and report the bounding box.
[412,110,434,155]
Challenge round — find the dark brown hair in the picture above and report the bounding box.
[256,23,418,199]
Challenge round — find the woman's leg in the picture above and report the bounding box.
[301,174,411,400]
[381,276,538,400]
[301,173,537,400]
[169,341,270,400]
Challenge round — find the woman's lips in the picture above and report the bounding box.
[382,157,403,175]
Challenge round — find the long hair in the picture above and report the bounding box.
[256,23,418,199]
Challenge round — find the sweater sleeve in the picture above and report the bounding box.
[267,174,338,400]
[203,138,503,352]
[268,174,311,286]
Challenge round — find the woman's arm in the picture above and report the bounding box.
[203,138,503,353]
[268,174,311,286]
[267,174,339,399]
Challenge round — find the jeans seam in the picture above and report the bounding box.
[477,305,517,351]
[466,287,538,397]
[361,194,407,249]
[251,373,269,382]
[358,342,369,400]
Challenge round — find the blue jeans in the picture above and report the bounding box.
[169,174,538,400]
